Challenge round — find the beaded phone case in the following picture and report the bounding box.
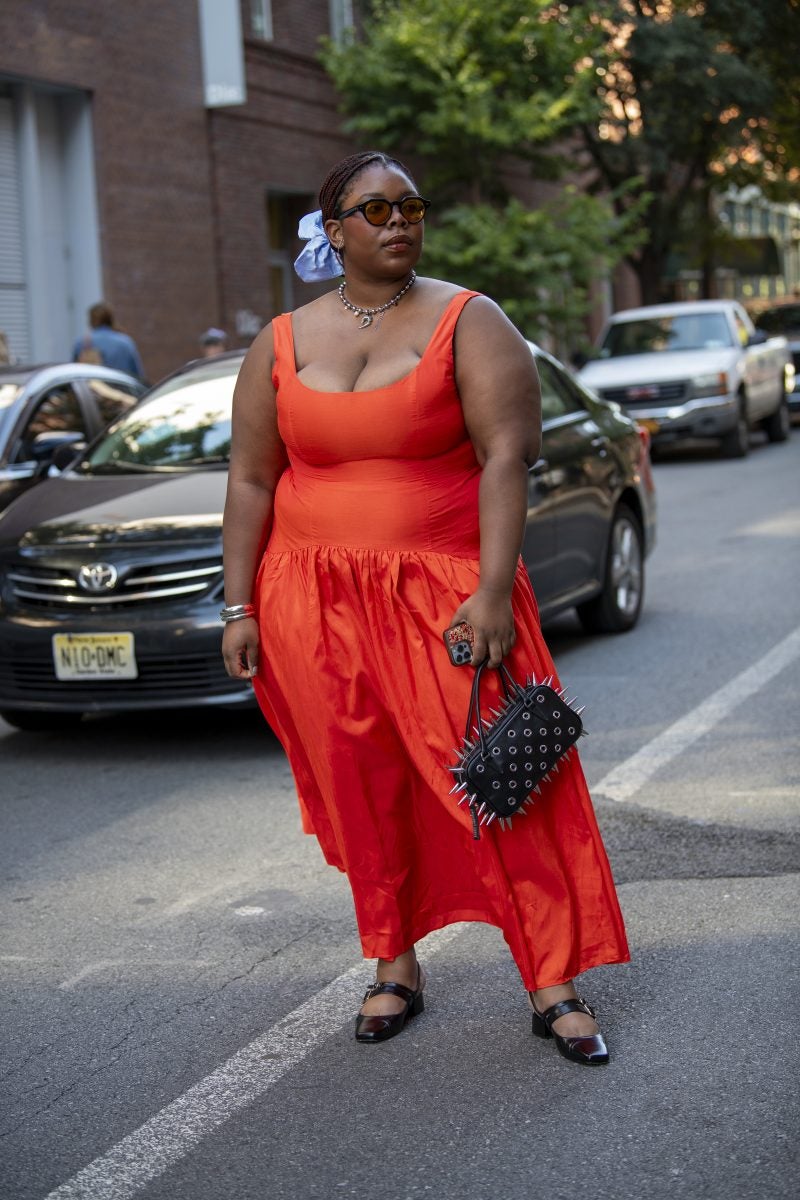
[442,622,475,667]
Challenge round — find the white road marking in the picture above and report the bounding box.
[160,881,238,916]
[233,905,266,916]
[736,509,800,538]
[55,960,217,989]
[43,923,465,1200]
[727,788,799,798]
[594,625,800,804]
[58,961,118,990]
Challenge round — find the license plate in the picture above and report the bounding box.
[52,633,138,681]
[638,418,661,435]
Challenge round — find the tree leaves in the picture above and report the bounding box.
[320,0,628,341]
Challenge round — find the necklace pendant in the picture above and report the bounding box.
[359,313,373,329]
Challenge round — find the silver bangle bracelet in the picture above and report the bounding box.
[220,603,256,624]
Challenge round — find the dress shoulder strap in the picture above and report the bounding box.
[425,289,481,366]
[270,313,295,390]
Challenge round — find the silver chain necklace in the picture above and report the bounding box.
[338,271,416,329]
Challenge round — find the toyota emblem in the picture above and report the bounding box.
[77,562,118,593]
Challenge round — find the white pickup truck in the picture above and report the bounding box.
[578,300,793,457]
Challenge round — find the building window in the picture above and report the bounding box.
[329,0,354,42]
[250,0,273,40]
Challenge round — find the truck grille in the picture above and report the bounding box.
[600,381,688,406]
[7,557,224,609]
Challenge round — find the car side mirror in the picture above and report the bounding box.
[747,329,768,346]
[46,434,87,472]
[30,430,85,464]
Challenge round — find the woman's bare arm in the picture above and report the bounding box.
[221,323,288,678]
[451,296,542,667]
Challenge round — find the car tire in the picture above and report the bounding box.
[763,394,791,443]
[576,503,644,634]
[720,392,750,458]
[0,709,83,732]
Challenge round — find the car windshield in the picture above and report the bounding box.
[79,360,241,473]
[599,312,735,357]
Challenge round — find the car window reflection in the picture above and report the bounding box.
[83,374,236,472]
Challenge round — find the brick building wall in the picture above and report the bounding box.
[0,0,220,382]
[0,1,360,379]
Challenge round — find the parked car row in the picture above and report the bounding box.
[0,345,656,730]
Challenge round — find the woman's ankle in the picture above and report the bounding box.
[376,948,418,987]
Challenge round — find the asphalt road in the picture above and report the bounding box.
[1,428,799,1200]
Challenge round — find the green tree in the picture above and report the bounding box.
[571,0,800,301]
[321,0,646,343]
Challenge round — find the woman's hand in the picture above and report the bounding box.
[450,588,516,668]
[222,618,260,679]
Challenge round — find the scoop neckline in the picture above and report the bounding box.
[286,291,473,396]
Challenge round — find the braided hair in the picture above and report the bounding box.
[318,151,415,223]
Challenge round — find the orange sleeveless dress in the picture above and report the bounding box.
[253,291,629,989]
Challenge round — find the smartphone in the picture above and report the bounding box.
[442,621,475,667]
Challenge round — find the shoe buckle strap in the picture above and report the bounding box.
[541,996,596,1025]
[362,980,416,1005]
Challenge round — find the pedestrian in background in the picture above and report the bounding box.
[199,327,228,358]
[72,302,145,380]
[222,151,628,1062]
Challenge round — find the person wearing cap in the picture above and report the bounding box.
[200,328,228,358]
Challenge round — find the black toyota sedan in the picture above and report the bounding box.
[0,363,146,512]
[0,347,656,730]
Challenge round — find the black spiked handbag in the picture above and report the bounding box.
[448,661,585,838]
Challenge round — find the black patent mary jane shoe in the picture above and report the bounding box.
[355,970,425,1044]
[529,995,609,1066]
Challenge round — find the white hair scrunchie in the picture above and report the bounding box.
[293,210,343,282]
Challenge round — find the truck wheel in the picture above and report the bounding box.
[720,392,750,458]
[763,395,790,443]
[577,503,644,634]
[0,709,83,732]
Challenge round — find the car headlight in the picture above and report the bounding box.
[691,371,729,399]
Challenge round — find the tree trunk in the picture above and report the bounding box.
[700,180,716,299]
[632,243,667,306]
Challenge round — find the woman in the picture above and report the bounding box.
[222,151,629,1064]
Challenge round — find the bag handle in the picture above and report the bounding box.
[464,660,523,759]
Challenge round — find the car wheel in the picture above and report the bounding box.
[720,392,750,458]
[576,503,644,634]
[763,395,791,443]
[0,709,84,732]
